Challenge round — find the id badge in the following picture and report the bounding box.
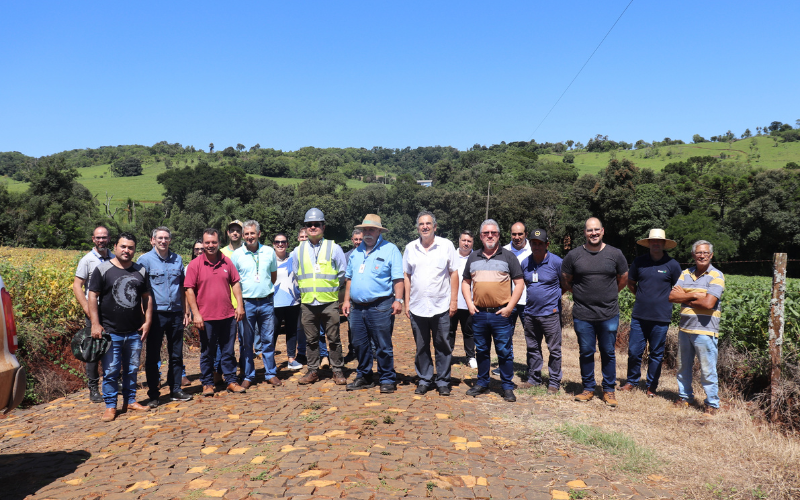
[358,263,366,273]
[314,264,322,273]
[532,272,538,283]
[255,275,261,283]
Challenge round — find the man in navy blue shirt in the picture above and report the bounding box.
[518,229,564,394]
[621,229,682,397]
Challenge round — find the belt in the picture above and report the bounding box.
[352,295,393,308]
[476,304,508,313]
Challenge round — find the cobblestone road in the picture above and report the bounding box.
[0,317,679,499]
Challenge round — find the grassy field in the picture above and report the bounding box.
[541,135,800,175]
[1,160,369,205]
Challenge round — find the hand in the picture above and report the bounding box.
[140,323,150,342]
[235,306,245,323]
[91,324,103,339]
[449,302,457,318]
[342,300,350,317]
[497,305,514,318]
[391,301,403,316]
[467,304,477,316]
[193,313,205,330]
[183,312,192,327]
[405,305,410,319]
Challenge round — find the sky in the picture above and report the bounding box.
[2,1,799,158]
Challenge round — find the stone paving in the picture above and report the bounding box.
[0,317,680,499]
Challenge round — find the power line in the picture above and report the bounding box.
[530,0,635,140]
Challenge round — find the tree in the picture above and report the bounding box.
[222,146,237,157]
[317,154,343,177]
[236,143,245,153]
[562,153,575,164]
[785,162,799,170]
[250,143,261,152]
[566,140,575,149]
[157,160,248,209]
[110,157,143,177]
[209,143,214,153]
[692,134,707,143]
[666,211,737,262]
[742,128,752,138]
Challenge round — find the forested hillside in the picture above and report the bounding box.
[1,122,799,276]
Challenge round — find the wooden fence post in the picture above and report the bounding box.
[769,253,787,423]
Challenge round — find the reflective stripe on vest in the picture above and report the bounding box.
[297,239,339,303]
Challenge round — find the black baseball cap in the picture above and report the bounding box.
[529,229,548,243]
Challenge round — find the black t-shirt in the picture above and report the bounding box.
[88,261,150,334]
[629,253,682,323]
[561,244,628,322]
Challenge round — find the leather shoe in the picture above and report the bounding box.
[124,402,151,412]
[202,385,215,397]
[170,390,193,402]
[547,386,559,395]
[332,370,347,385]
[346,377,375,391]
[437,386,451,396]
[241,380,253,389]
[380,383,397,394]
[619,383,636,391]
[146,398,160,408]
[503,389,516,402]
[181,376,191,387]
[298,371,319,385]
[227,383,246,394]
[414,384,430,395]
[266,377,283,387]
[101,407,116,421]
[466,385,490,397]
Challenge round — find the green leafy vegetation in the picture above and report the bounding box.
[557,422,659,474]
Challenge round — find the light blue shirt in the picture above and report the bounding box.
[231,243,278,299]
[136,248,184,312]
[345,235,403,304]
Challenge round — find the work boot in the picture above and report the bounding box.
[89,384,103,403]
[574,390,594,402]
[101,408,116,422]
[298,370,319,385]
[602,391,618,407]
[227,383,246,394]
[332,370,347,385]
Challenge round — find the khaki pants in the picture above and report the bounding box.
[300,302,343,371]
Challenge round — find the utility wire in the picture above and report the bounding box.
[530,0,635,140]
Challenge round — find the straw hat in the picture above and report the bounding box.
[637,228,677,250]
[355,214,388,232]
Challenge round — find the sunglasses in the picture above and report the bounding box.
[274,240,288,245]
[305,222,322,228]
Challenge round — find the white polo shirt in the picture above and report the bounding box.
[402,236,458,317]
[503,241,532,306]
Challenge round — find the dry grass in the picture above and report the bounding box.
[477,323,800,500]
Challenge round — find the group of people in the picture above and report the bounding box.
[73,211,724,422]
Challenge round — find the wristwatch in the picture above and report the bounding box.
[394,298,404,304]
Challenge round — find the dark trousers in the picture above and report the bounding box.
[350,296,396,384]
[411,311,452,388]
[84,316,100,386]
[448,309,475,359]
[275,305,301,358]
[301,302,343,371]
[199,317,237,386]
[626,318,669,391]
[522,313,563,388]
[145,311,185,399]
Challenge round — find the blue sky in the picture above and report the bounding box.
[2,1,798,158]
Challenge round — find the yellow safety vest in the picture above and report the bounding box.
[297,239,339,304]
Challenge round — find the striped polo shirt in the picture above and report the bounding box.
[462,247,523,308]
[676,264,725,337]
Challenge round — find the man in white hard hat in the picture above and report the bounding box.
[293,208,347,385]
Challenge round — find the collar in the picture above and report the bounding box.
[360,235,383,253]
[150,247,174,262]
[202,252,226,268]
[531,252,551,266]
[92,248,114,261]
[414,236,439,250]
[458,249,473,258]
[478,246,505,259]
[505,240,531,254]
[689,264,714,280]
[244,243,262,255]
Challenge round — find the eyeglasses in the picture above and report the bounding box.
[586,229,602,234]
[695,251,712,256]
[481,231,499,236]
[193,247,203,252]
[305,222,322,228]
[274,240,288,246]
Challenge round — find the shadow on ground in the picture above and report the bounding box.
[0,450,91,500]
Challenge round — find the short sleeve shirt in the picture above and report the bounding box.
[676,264,725,337]
[75,249,115,299]
[628,252,682,323]
[88,261,149,334]
[403,236,458,317]
[345,236,403,304]
[561,245,628,322]
[462,247,523,308]
[184,252,241,321]
[231,244,278,299]
[136,249,184,312]
[521,252,563,317]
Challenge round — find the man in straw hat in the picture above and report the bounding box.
[343,214,404,394]
[620,229,681,397]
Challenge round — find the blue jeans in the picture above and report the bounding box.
[472,310,515,391]
[200,317,237,386]
[214,319,242,373]
[573,316,619,392]
[626,318,669,391]
[101,331,143,408]
[350,296,396,384]
[242,296,276,381]
[677,331,719,408]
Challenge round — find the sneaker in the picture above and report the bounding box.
[491,367,500,375]
[346,377,375,391]
[146,398,160,408]
[380,383,397,394]
[287,360,303,370]
[170,390,193,402]
[703,404,718,416]
[468,358,477,369]
[602,391,618,407]
[647,390,656,398]
[673,398,690,408]
[574,390,594,402]
[503,389,517,402]
[466,385,490,397]
[618,383,636,392]
[89,385,103,404]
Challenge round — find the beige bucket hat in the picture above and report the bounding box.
[355,214,388,232]
[637,228,677,250]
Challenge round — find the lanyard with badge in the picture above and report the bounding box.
[251,249,261,283]
[531,262,539,283]
[358,244,377,274]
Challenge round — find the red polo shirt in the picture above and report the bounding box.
[185,252,240,321]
